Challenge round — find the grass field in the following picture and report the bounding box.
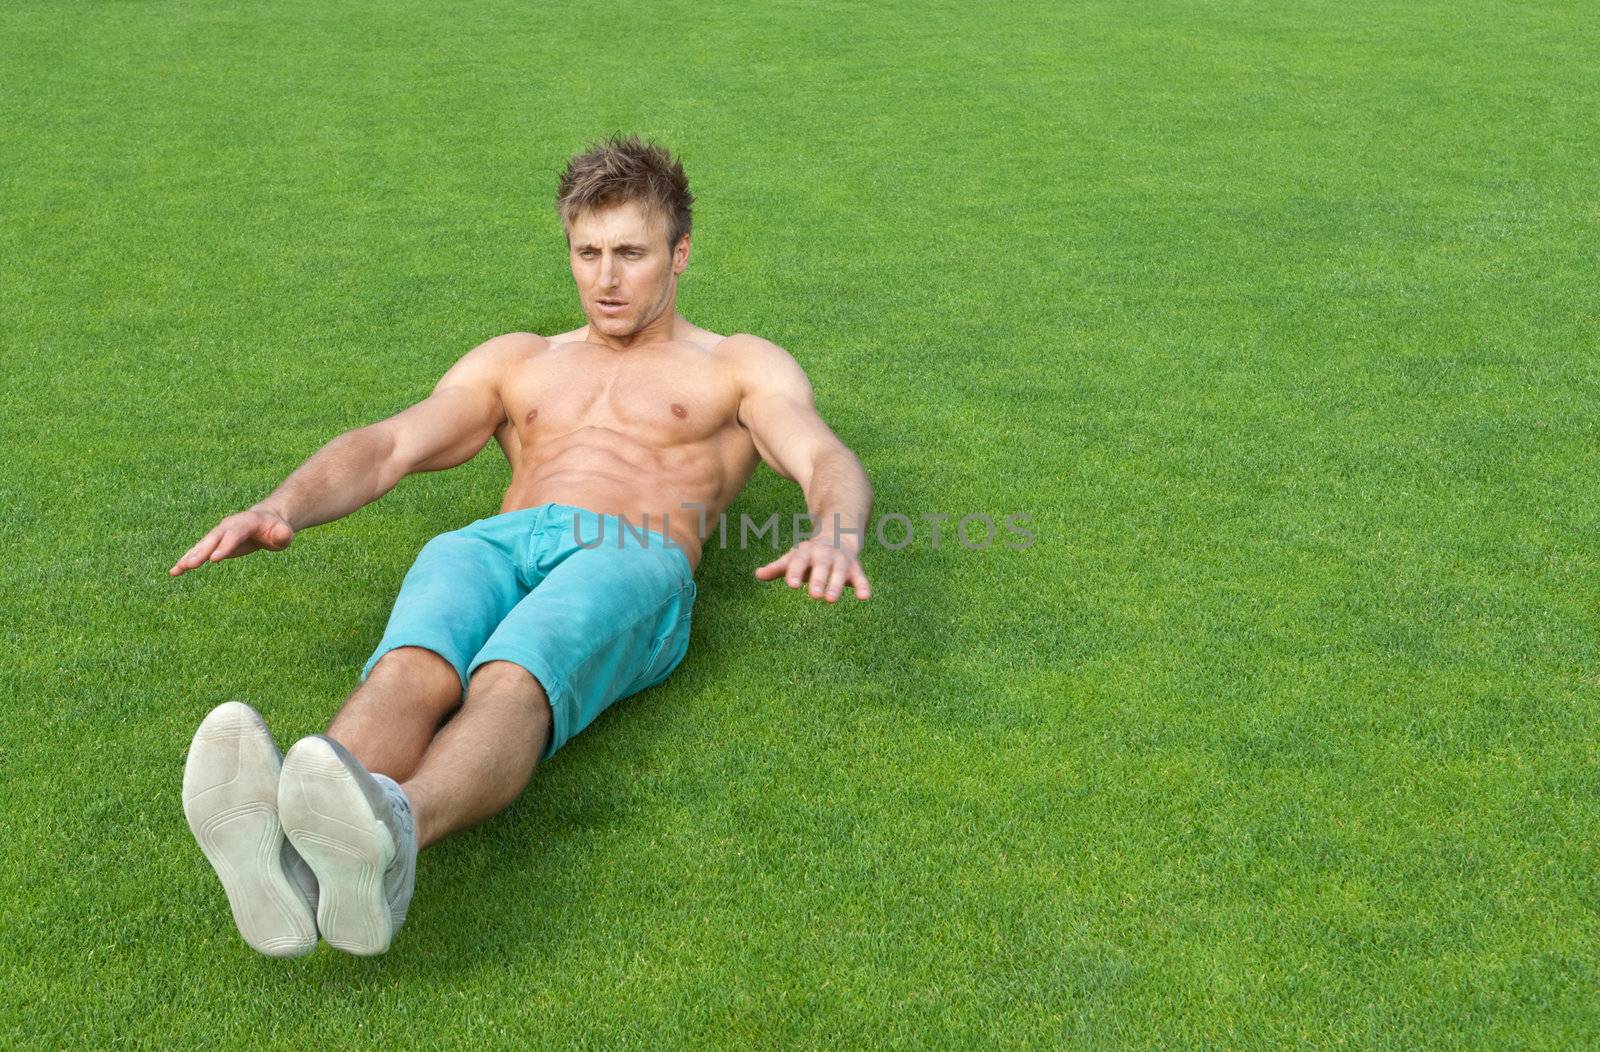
[4,0,1598,1046]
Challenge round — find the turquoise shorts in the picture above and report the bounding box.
[361,503,697,759]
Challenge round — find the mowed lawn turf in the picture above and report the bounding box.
[3,0,1597,1046]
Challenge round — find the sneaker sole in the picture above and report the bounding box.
[278,736,397,956]
[181,702,317,958]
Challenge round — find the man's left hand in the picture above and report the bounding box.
[755,539,872,602]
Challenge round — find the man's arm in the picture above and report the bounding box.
[169,333,527,577]
[734,335,874,603]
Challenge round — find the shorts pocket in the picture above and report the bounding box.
[627,583,695,695]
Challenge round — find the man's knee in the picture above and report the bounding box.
[465,660,549,708]
[365,647,462,713]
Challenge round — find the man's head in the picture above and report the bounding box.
[556,135,694,339]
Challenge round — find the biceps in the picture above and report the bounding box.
[382,386,505,475]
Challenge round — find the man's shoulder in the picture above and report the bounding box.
[715,332,797,364]
[716,333,813,400]
[477,331,553,357]
[718,332,808,375]
[438,332,551,391]
[458,331,552,371]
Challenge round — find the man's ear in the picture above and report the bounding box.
[673,234,692,274]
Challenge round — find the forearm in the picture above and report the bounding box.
[803,448,873,552]
[253,427,402,531]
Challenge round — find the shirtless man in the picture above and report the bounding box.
[171,136,872,958]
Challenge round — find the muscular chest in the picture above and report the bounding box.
[503,341,740,447]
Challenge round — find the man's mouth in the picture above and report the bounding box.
[596,298,627,313]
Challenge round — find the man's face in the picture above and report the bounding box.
[567,200,689,339]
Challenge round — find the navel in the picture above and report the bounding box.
[671,403,688,419]
[525,408,539,425]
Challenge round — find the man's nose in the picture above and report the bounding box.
[598,253,619,287]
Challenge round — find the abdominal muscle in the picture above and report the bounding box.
[497,425,754,569]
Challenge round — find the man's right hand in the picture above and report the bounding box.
[169,508,295,577]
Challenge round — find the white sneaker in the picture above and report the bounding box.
[181,701,320,958]
[278,735,417,956]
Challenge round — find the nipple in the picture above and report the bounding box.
[671,403,688,419]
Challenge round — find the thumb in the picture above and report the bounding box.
[263,520,294,551]
[754,552,790,579]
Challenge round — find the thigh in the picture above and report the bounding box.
[361,525,527,695]
[469,540,696,758]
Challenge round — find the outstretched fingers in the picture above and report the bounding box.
[209,528,246,561]
[169,512,291,577]
[755,543,872,602]
[809,548,840,599]
[822,559,848,602]
[754,551,793,581]
[170,528,225,576]
[847,561,872,601]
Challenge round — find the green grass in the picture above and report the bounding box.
[3,0,1598,1045]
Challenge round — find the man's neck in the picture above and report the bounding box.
[583,307,688,352]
